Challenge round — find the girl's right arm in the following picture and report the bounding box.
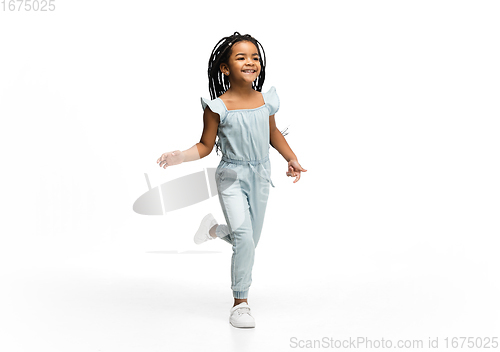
[157,107,220,169]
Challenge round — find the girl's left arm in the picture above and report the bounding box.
[270,115,308,183]
[269,114,296,162]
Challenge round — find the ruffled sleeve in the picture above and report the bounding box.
[201,97,226,121]
[263,86,280,116]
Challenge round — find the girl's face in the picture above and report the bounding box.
[220,41,261,84]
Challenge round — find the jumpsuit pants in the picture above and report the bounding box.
[214,154,275,299]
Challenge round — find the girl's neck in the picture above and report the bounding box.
[226,83,255,98]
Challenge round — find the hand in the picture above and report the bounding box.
[157,150,185,169]
[286,159,307,183]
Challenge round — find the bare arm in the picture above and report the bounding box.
[269,114,307,183]
[182,107,220,162]
[158,107,220,168]
[269,114,297,162]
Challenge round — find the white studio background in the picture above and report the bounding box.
[1,1,499,351]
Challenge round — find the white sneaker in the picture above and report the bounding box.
[194,213,218,244]
[229,302,255,328]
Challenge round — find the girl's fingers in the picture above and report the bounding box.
[287,165,304,178]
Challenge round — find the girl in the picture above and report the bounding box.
[157,32,307,328]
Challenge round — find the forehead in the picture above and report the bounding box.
[230,41,259,55]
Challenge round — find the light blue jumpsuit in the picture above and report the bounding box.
[200,86,280,299]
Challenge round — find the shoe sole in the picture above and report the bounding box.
[230,320,255,328]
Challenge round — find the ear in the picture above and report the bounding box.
[219,63,229,76]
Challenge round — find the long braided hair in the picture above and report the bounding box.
[208,32,266,100]
[207,32,289,156]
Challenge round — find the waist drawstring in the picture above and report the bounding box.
[248,163,275,188]
[221,155,275,188]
